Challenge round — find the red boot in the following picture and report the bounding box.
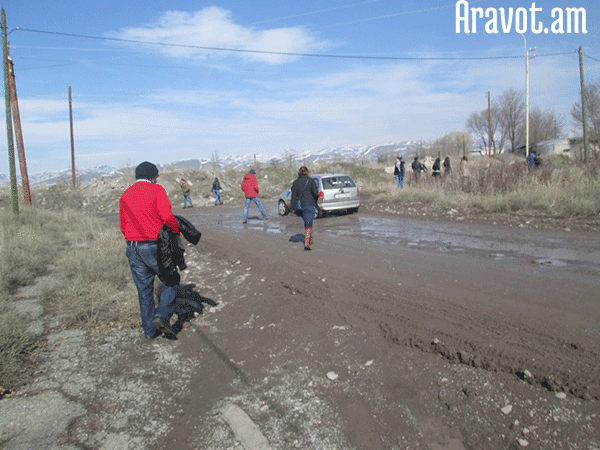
[304,227,313,251]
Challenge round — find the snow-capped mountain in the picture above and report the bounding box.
[1,141,426,186]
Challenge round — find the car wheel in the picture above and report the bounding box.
[278,200,289,216]
[348,207,359,214]
[316,207,324,218]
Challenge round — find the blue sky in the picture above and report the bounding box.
[1,0,598,173]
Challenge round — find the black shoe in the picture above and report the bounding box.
[153,317,176,337]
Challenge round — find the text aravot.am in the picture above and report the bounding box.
[456,1,588,34]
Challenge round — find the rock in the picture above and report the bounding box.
[517,438,529,446]
[326,371,339,381]
[555,392,567,399]
[501,405,513,415]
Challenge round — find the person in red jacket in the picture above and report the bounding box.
[241,169,267,224]
[119,161,179,339]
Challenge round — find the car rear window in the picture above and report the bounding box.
[321,176,356,189]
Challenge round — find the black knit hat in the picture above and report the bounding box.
[135,161,159,180]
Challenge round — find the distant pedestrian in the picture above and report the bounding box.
[432,157,441,178]
[241,169,267,223]
[527,151,540,172]
[290,166,319,251]
[119,162,179,339]
[411,156,421,182]
[443,156,451,177]
[211,177,223,205]
[394,156,405,188]
[179,179,193,208]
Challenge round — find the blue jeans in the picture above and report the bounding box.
[395,174,404,188]
[183,194,193,208]
[126,243,179,337]
[214,189,221,205]
[302,205,317,228]
[243,197,267,222]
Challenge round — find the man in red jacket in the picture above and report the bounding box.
[119,161,179,339]
[241,169,267,224]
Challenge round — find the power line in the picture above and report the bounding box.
[320,1,488,29]
[248,0,381,26]
[14,27,577,61]
[583,52,600,64]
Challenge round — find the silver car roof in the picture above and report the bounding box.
[312,173,354,178]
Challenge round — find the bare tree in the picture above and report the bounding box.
[467,110,488,152]
[529,107,563,145]
[283,149,295,169]
[496,88,525,152]
[466,109,504,154]
[431,131,473,157]
[571,78,600,141]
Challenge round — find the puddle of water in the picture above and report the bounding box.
[202,209,600,272]
[534,259,568,268]
[355,217,600,271]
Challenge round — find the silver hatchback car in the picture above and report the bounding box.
[278,173,360,217]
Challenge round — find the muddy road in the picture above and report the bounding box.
[138,201,600,450]
[4,199,600,450]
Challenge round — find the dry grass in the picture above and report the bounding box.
[0,306,38,390]
[0,208,139,390]
[0,208,67,295]
[366,155,600,221]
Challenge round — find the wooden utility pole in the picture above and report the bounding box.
[578,46,590,163]
[487,91,492,155]
[8,55,32,205]
[2,8,18,214]
[69,85,76,187]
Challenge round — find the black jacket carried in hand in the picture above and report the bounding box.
[157,215,201,286]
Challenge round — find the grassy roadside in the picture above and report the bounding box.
[337,155,600,222]
[0,208,138,391]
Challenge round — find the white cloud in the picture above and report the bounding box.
[108,7,325,64]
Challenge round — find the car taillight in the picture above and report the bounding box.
[357,186,360,197]
[318,191,324,202]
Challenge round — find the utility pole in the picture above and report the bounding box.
[578,46,590,164]
[487,91,492,155]
[69,85,76,187]
[2,8,18,214]
[518,33,533,158]
[8,55,32,205]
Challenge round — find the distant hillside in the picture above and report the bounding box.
[1,141,426,186]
